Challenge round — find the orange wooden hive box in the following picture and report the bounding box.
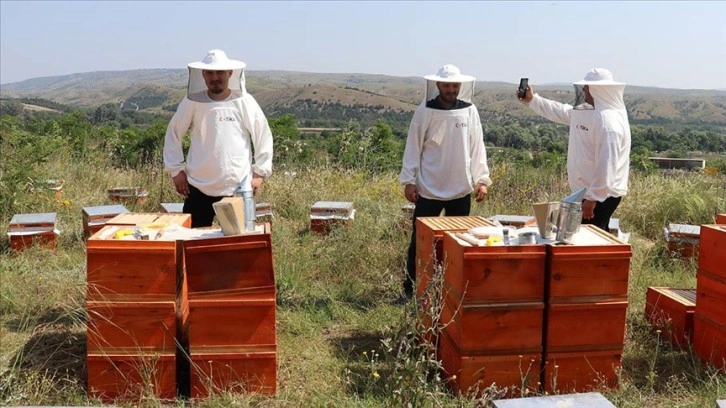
[541,349,622,394]
[716,214,726,224]
[187,294,276,348]
[189,345,277,398]
[86,232,180,301]
[693,314,726,371]
[8,212,58,252]
[698,224,726,281]
[82,204,129,238]
[438,330,541,398]
[183,225,274,298]
[256,202,273,224]
[665,223,700,259]
[415,216,495,298]
[309,201,354,234]
[87,351,176,402]
[696,270,726,331]
[645,287,696,349]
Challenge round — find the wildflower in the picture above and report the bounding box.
[373,371,380,379]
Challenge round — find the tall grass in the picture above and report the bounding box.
[1,147,725,406]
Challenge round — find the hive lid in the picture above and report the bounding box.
[83,204,130,218]
[493,392,616,408]
[9,212,57,229]
[159,203,184,213]
[311,201,354,214]
[667,223,700,238]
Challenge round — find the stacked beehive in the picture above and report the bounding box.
[438,231,546,396]
[542,225,631,393]
[8,212,58,252]
[310,201,354,234]
[414,216,496,342]
[693,224,726,370]
[86,229,183,401]
[107,187,149,205]
[182,224,277,398]
[82,204,129,238]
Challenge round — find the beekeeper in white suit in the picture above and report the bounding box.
[519,68,631,233]
[398,64,493,302]
[164,49,273,228]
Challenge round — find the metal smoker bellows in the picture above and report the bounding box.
[233,173,256,232]
[555,187,587,244]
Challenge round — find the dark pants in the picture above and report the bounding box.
[404,194,471,297]
[183,185,226,228]
[581,196,622,233]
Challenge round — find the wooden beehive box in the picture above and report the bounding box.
[105,212,192,229]
[189,345,277,398]
[692,314,726,371]
[696,270,726,327]
[415,216,495,298]
[183,225,274,298]
[399,203,415,229]
[82,204,129,238]
[107,186,149,205]
[716,214,726,224]
[30,178,64,199]
[665,223,700,259]
[86,234,180,301]
[441,292,544,354]
[87,351,176,402]
[442,232,546,304]
[438,330,541,398]
[546,225,631,303]
[698,224,726,280]
[542,349,621,394]
[8,212,58,252]
[187,293,276,348]
[159,202,184,213]
[86,300,177,354]
[546,299,628,352]
[645,287,696,349]
[310,201,354,234]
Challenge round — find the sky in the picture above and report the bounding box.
[1,1,725,90]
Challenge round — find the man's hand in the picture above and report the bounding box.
[474,183,488,202]
[518,85,534,103]
[404,184,419,203]
[172,171,189,198]
[582,199,597,220]
[252,173,264,195]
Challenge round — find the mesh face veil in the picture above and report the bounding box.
[573,84,594,110]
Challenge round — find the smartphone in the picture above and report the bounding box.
[517,78,529,99]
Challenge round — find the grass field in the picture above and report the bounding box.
[1,149,725,407]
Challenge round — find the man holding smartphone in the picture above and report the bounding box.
[398,64,493,303]
[518,68,631,234]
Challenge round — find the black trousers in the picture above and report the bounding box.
[404,194,471,297]
[581,196,622,233]
[183,185,226,228]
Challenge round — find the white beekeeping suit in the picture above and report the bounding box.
[163,49,273,198]
[399,64,492,201]
[528,68,631,202]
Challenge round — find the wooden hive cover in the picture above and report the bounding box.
[667,223,701,241]
[493,392,616,408]
[106,212,192,228]
[417,216,495,235]
[159,202,184,213]
[9,212,57,231]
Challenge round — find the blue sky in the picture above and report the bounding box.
[1,1,725,89]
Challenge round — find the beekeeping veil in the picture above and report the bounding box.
[187,49,246,102]
[572,68,626,110]
[423,64,476,104]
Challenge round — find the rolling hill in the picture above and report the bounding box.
[2,69,725,128]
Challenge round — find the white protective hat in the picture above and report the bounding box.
[187,49,247,102]
[573,68,625,86]
[423,64,476,103]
